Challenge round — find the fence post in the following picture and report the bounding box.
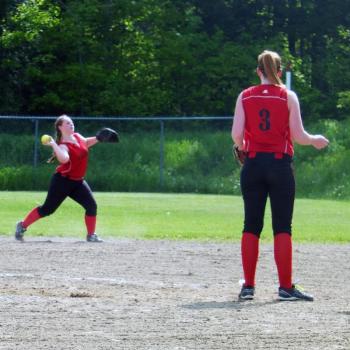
[286,61,292,90]
[159,120,165,189]
[33,119,39,167]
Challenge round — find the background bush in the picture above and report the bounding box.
[1,118,349,199]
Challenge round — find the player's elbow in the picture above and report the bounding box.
[58,156,70,164]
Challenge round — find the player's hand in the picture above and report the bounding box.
[311,135,329,150]
[96,128,119,143]
[233,145,247,166]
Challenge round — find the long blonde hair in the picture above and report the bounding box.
[47,115,70,163]
[257,50,283,85]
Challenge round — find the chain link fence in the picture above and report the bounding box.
[0,115,239,194]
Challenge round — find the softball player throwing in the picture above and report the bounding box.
[232,50,329,301]
[15,114,117,242]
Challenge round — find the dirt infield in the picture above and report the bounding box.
[0,236,349,350]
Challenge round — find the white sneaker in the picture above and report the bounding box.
[15,221,26,241]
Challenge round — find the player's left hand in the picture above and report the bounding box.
[233,145,246,166]
[96,128,119,143]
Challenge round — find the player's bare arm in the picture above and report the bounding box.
[288,90,329,149]
[74,133,98,148]
[232,92,245,149]
[51,143,69,163]
[85,136,99,148]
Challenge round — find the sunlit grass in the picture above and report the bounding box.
[1,191,349,243]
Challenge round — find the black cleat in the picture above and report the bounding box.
[15,221,26,241]
[278,284,314,301]
[238,285,255,300]
[86,233,103,242]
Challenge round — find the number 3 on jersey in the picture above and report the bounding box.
[259,109,270,131]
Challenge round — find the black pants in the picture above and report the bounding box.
[240,153,295,237]
[38,173,97,217]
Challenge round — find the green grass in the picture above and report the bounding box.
[1,191,349,243]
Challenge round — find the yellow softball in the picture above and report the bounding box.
[41,134,52,145]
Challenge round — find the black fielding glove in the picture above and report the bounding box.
[96,128,119,143]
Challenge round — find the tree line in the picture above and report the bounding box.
[1,0,350,120]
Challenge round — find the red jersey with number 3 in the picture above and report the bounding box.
[242,84,293,156]
[56,133,88,180]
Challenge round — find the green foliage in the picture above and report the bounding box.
[0,165,50,190]
[1,0,349,117]
[293,118,350,199]
[1,0,60,44]
[1,117,350,199]
[337,91,350,115]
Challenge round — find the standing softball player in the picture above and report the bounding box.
[232,50,329,301]
[15,114,118,242]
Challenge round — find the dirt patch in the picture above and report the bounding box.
[0,237,349,349]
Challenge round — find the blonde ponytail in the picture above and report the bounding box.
[258,50,283,85]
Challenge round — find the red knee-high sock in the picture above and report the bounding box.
[22,207,42,228]
[241,232,259,287]
[274,233,293,289]
[85,215,96,236]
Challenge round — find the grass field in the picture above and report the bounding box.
[1,191,349,243]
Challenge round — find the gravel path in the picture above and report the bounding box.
[0,237,349,349]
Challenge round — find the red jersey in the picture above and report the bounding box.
[56,133,88,180]
[242,84,293,156]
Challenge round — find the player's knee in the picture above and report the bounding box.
[243,223,263,237]
[37,206,56,217]
[85,202,97,216]
[273,222,292,235]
